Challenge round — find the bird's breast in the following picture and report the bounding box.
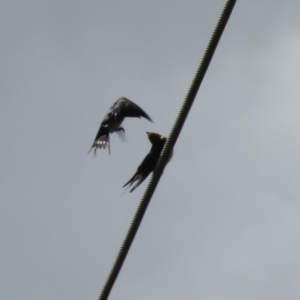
[108,118,123,133]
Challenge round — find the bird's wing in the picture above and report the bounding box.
[115,97,153,122]
[123,152,156,192]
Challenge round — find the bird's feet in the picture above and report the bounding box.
[116,127,125,133]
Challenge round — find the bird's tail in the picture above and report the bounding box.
[123,175,135,189]
[88,134,110,155]
[123,174,144,193]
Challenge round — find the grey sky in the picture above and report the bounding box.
[1,1,300,299]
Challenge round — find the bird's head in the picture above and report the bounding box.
[146,132,167,145]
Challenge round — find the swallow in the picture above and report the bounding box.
[123,132,172,192]
[88,97,153,155]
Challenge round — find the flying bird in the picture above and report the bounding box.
[88,97,152,155]
[123,132,172,192]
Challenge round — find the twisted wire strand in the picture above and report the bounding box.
[98,1,236,299]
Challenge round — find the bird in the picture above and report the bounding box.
[123,132,172,192]
[88,97,153,155]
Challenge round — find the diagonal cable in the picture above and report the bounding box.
[98,1,236,299]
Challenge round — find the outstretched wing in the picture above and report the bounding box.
[114,97,153,122]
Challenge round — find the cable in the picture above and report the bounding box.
[98,1,236,299]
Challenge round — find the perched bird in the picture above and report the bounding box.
[88,97,153,155]
[123,132,172,192]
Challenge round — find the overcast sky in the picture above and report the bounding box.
[1,1,300,299]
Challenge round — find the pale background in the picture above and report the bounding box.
[1,1,300,299]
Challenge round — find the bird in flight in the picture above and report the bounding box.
[88,97,152,155]
[123,132,172,192]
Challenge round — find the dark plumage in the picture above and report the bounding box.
[88,97,152,155]
[123,132,171,192]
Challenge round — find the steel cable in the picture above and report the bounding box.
[98,1,236,299]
